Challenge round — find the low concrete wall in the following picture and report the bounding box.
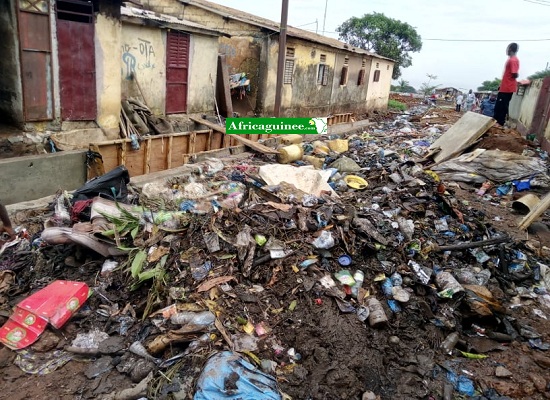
[0,150,87,205]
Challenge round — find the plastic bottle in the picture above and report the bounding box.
[365,297,388,328]
[170,311,215,327]
[440,332,459,355]
[351,270,364,298]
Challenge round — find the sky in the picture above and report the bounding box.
[212,0,550,91]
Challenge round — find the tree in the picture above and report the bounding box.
[337,13,422,79]
[392,79,416,93]
[528,69,550,80]
[477,78,501,91]
[419,74,439,95]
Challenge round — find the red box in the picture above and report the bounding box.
[0,281,91,350]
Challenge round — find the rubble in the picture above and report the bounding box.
[1,106,550,400]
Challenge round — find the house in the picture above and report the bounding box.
[139,0,395,117]
[0,0,222,135]
[435,87,460,99]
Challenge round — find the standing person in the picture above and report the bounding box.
[494,42,520,126]
[465,89,475,111]
[455,93,464,112]
[0,203,15,242]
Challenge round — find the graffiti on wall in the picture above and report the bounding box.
[121,38,157,80]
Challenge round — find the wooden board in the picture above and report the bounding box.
[518,191,550,230]
[189,116,280,155]
[428,112,495,164]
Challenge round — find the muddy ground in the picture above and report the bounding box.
[1,108,550,400]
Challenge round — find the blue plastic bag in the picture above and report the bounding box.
[194,351,281,400]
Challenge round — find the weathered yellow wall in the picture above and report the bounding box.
[365,58,394,110]
[187,34,218,114]
[121,23,166,115]
[330,52,371,115]
[95,14,121,136]
[519,79,542,129]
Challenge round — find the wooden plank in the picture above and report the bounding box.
[189,131,197,154]
[206,129,212,151]
[167,135,173,169]
[144,138,151,174]
[428,112,495,164]
[518,191,550,230]
[117,142,126,166]
[189,116,279,155]
[216,55,233,118]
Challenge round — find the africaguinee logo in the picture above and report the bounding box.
[226,118,327,135]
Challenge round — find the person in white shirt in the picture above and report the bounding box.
[465,89,476,111]
[455,93,464,112]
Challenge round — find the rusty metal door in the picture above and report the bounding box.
[531,77,550,139]
[56,0,97,120]
[18,1,53,121]
[166,31,190,114]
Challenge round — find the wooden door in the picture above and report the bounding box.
[18,1,53,121]
[56,0,97,120]
[166,31,190,114]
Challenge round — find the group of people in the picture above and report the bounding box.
[455,43,520,126]
[455,90,497,117]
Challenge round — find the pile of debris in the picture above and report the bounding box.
[1,110,550,400]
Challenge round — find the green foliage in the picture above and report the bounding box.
[477,78,501,91]
[388,99,406,111]
[337,12,422,79]
[419,74,440,95]
[528,69,550,80]
[392,79,416,93]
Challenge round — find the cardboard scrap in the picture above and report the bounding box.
[428,111,495,164]
[258,164,336,197]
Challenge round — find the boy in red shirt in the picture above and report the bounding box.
[493,43,519,126]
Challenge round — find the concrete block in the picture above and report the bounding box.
[0,150,87,205]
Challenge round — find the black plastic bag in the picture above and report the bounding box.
[72,166,130,203]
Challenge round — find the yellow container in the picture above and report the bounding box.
[277,144,304,164]
[312,141,330,155]
[280,134,303,145]
[327,139,349,153]
[302,155,324,169]
[344,175,368,190]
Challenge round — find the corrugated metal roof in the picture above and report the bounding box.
[180,0,394,62]
[121,6,223,36]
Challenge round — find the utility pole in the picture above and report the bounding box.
[322,0,328,35]
[274,0,289,117]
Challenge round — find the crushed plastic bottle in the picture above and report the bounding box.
[170,311,216,326]
[312,231,335,249]
[435,271,464,298]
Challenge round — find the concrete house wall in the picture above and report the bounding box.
[95,13,123,135]
[330,53,372,116]
[140,0,395,117]
[366,58,394,110]
[121,23,167,115]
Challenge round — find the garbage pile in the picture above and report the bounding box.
[1,109,550,400]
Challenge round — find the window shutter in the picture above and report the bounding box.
[283,59,294,84]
